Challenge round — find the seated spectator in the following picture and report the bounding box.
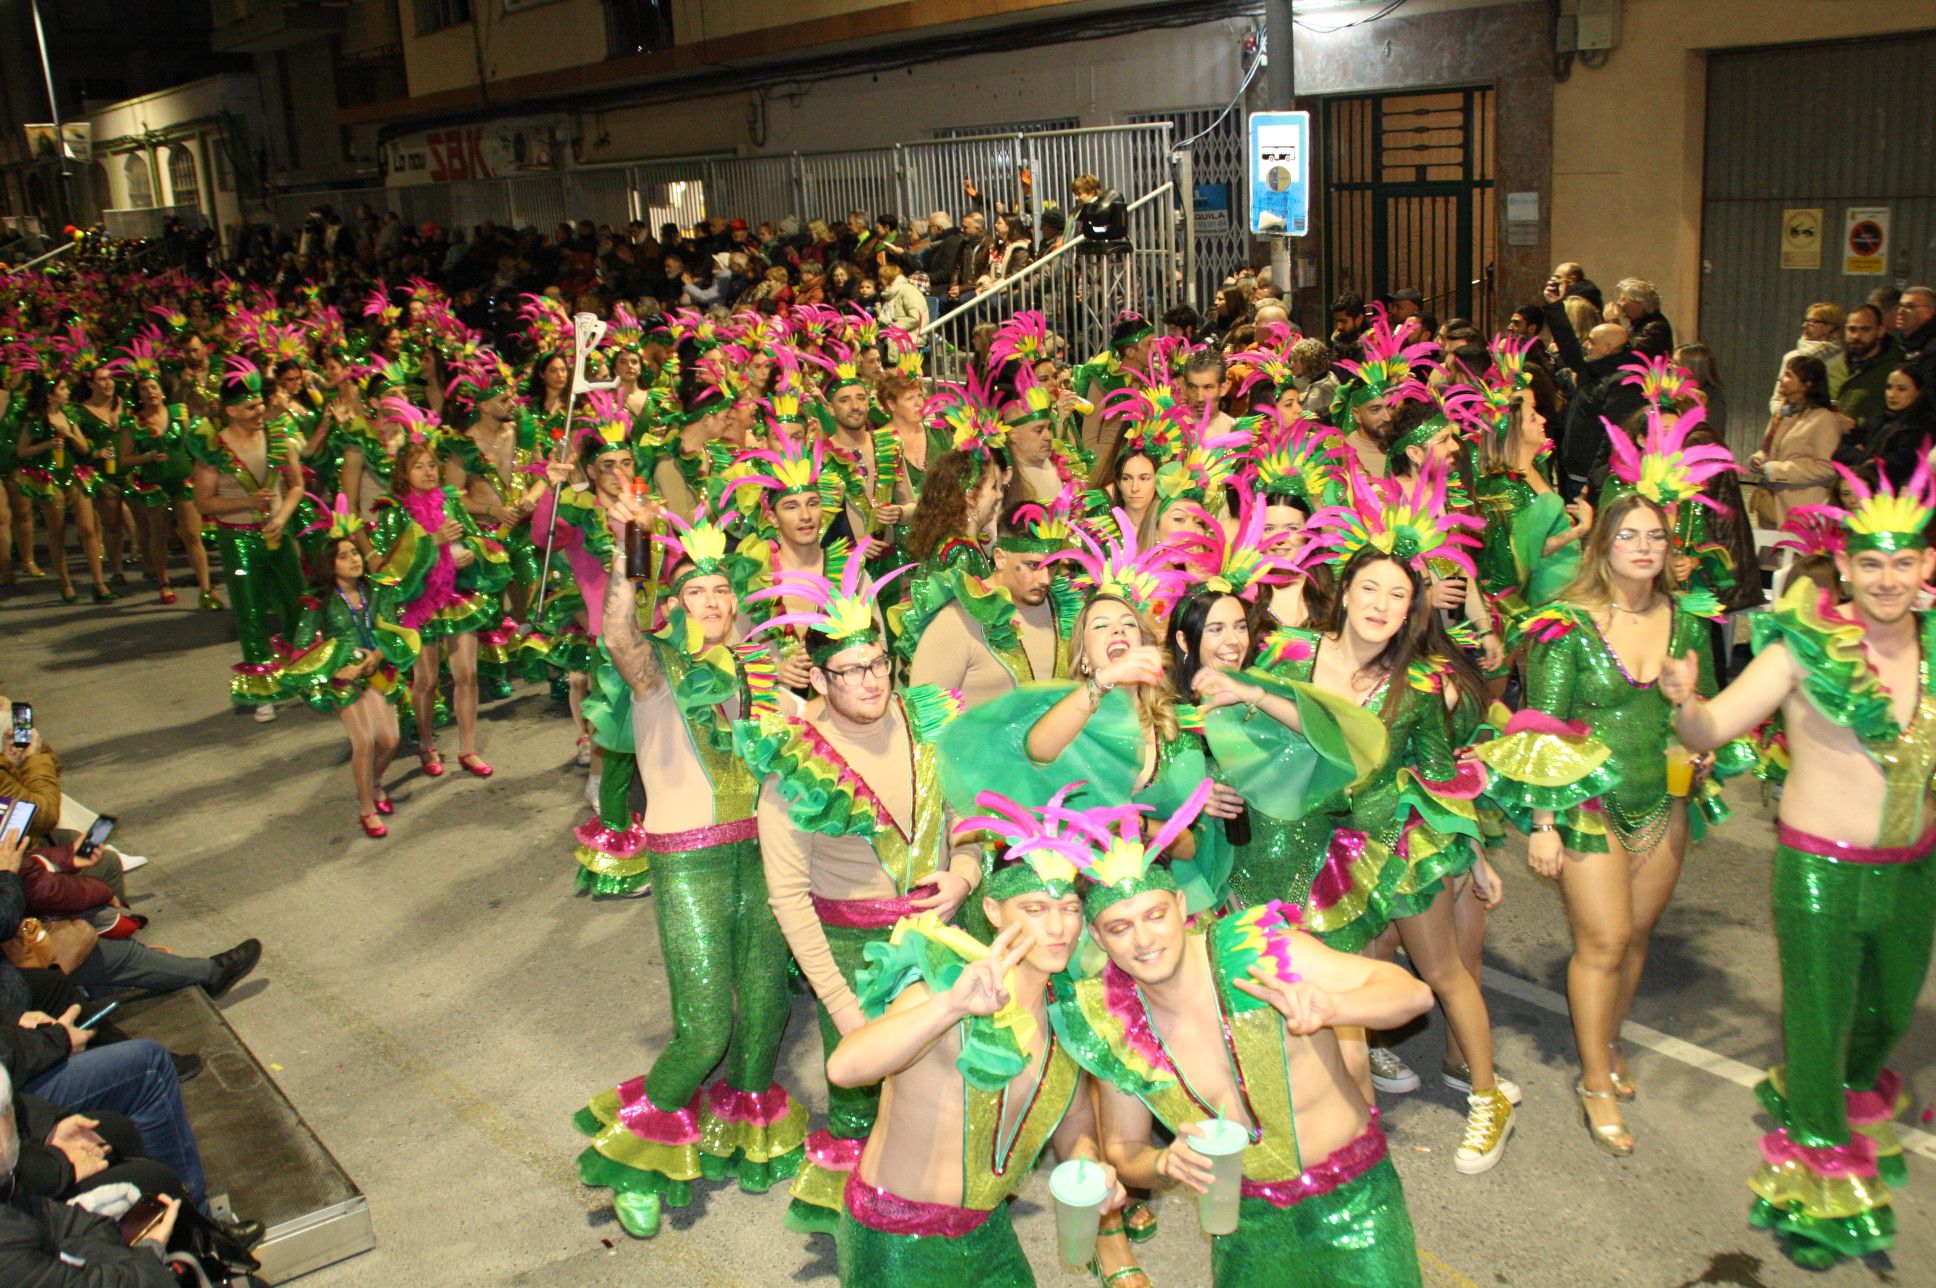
[1898,285,1936,384]
[876,253,927,334]
[1828,303,1905,425]
[1288,337,1339,420]
[1834,364,1936,493]
[1749,354,1842,526]
[1162,303,1201,340]
[1767,302,1844,416]
[1506,304,1545,342]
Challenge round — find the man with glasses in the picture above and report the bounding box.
[1768,303,1845,417]
[735,571,982,1237]
[1829,304,1905,426]
[1896,286,1936,388]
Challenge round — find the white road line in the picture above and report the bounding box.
[1484,967,1936,1162]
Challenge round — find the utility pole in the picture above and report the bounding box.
[1263,0,1296,305]
[28,0,71,229]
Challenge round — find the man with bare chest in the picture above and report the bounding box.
[1052,780,1431,1286]
[1664,469,1936,1270]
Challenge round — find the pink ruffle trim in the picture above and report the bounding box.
[1413,759,1488,801]
[480,615,519,648]
[231,661,278,677]
[1847,1070,1903,1127]
[1241,1111,1387,1207]
[573,814,647,858]
[1758,1128,1879,1179]
[1308,829,1370,914]
[1102,961,1171,1076]
[1500,708,1591,738]
[843,1174,991,1237]
[705,1081,794,1129]
[804,1129,865,1172]
[614,1078,702,1146]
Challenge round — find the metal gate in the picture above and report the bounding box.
[1320,87,1495,324]
[1132,107,1246,310]
[1699,31,1936,459]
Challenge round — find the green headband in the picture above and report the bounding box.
[1110,323,1155,353]
[809,628,884,668]
[222,374,264,405]
[1846,531,1928,554]
[985,861,1077,901]
[994,532,1064,555]
[1385,411,1451,465]
[1083,865,1179,920]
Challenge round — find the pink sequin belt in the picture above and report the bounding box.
[642,817,758,854]
[1240,1113,1388,1208]
[1777,822,1936,865]
[811,887,934,929]
[843,1174,991,1237]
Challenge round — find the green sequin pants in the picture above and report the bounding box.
[209,527,304,705]
[837,1197,1033,1287]
[642,838,793,1110]
[1211,1159,1421,1288]
[1749,843,1936,1262]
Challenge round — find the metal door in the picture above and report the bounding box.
[1699,32,1936,459]
[1321,88,1495,324]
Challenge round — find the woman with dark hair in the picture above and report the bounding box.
[14,371,111,601]
[73,362,131,584]
[1834,364,1936,494]
[1085,441,1159,546]
[1512,491,1751,1155]
[827,261,861,304]
[277,507,417,835]
[119,369,215,607]
[524,351,572,442]
[1750,353,1841,526]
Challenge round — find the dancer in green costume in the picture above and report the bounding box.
[826,789,1136,1286]
[571,496,806,1239]
[732,556,983,1235]
[1050,778,1432,1287]
[1665,461,1936,1269]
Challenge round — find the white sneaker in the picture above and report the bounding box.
[115,852,150,872]
[575,736,593,768]
[1368,1047,1420,1094]
[584,774,601,810]
[1454,1089,1515,1175]
[253,704,277,723]
[1442,1063,1523,1105]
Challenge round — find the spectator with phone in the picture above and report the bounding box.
[0,715,57,848]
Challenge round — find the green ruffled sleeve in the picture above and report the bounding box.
[1512,492,1580,607]
[894,565,1016,662]
[581,644,636,755]
[854,916,1030,1093]
[1469,705,1623,830]
[450,486,513,596]
[1199,671,1388,821]
[368,504,438,601]
[937,682,1144,813]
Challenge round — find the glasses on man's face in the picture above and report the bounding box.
[822,656,891,686]
[1612,528,1671,547]
[1803,316,1832,328]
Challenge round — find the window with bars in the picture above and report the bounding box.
[605,0,673,56]
[124,154,154,209]
[414,0,472,37]
[930,119,1080,140]
[168,146,201,212]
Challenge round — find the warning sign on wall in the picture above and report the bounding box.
[1780,208,1821,270]
[1843,207,1890,276]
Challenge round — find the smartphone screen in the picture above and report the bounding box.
[0,800,32,845]
[76,814,116,858]
[9,702,29,748]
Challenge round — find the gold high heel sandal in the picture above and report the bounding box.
[1608,1043,1636,1102]
[1575,1083,1634,1156]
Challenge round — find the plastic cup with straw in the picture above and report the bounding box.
[1049,1157,1110,1268]
[1192,1113,1250,1236]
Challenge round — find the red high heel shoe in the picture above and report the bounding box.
[418,747,445,777]
[359,813,388,838]
[457,753,493,779]
[373,791,394,816]
[158,586,177,605]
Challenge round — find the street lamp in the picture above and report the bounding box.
[27,0,71,227]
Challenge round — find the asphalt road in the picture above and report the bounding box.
[4,579,1930,1288]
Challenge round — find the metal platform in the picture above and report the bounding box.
[117,991,375,1283]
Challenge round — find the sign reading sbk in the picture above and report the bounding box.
[384,119,560,186]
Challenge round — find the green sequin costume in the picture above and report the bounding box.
[1516,598,1753,853]
[733,687,966,1235]
[274,583,421,713]
[1741,581,1936,1267]
[573,632,805,1240]
[835,917,1081,1287]
[1051,908,1423,1287]
[120,404,197,505]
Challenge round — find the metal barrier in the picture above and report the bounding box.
[917,184,1180,382]
[259,124,1178,251]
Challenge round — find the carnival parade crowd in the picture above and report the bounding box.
[3,206,1936,1286]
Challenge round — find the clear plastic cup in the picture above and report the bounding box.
[1190,1117,1250,1235]
[1049,1158,1110,1268]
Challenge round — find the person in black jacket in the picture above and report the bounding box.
[0,1063,181,1287]
[1557,323,1648,499]
[1612,278,1674,355]
[1834,363,1936,492]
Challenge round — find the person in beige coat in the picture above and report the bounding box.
[1749,354,1844,526]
